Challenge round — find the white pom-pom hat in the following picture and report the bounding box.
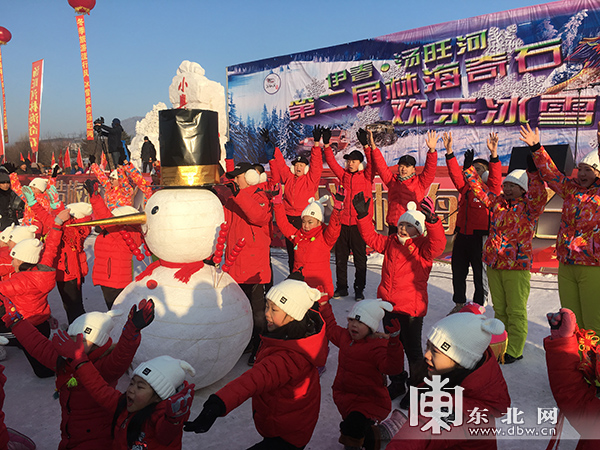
[580,150,600,171]
[396,201,426,235]
[9,225,38,244]
[0,224,15,244]
[111,206,139,217]
[29,177,48,193]
[66,202,93,219]
[10,238,43,264]
[348,299,393,333]
[504,169,528,192]
[301,195,330,223]
[266,278,321,321]
[68,309,124,347]
[427,312,505,370]
[132,355,196,400]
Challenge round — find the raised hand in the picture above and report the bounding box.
[259,128,270,143]
[420,197,438,224]
[224,141,235,160]
[322,127,332,146]
[184,394,226,434]
[385,318,401,338]
[519,123,540,147]
[547,308,577,340]
[352,192,371,220]
[487,132,499,158]
[463,149,474,170]
[356,128,368,147]
[425,130,438,152]
[83,179,99,197]
[167,381,195,419]
[52,330,88,366]
[21,186,37,207]
[442,132,453,154]
[46,185,62,210]
[312,125,322,143]
[331,185,345,210]
[122,299,155,340]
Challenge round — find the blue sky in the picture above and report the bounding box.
[2,0,550,141]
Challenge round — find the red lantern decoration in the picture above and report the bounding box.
[68,0,96,14]
[0,27,11,46]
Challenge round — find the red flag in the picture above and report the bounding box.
[63,148,71,169]
[51,152,56,167]
[76,147,84,168]
[19,152,24,162]
[100,151,107,170]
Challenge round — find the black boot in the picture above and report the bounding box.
[387,371,408,400]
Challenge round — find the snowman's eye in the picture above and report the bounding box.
[151,206,159,215]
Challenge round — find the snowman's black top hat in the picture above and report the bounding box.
[159,109,223,186]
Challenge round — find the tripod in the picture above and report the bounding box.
[94,133,115,172]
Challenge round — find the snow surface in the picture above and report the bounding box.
[2,241,582,449]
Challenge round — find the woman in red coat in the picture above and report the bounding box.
[184,275,328,450]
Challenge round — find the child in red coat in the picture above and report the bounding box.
[184,273,328,450]
[319,296,404,449]
[273,192,342,298]
[353,194,446,405]
[51,334,196,450]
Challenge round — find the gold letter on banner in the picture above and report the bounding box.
[0,48,7,144]
[76,15,93,141]
[28,59,43,155]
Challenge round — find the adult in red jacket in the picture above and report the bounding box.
[325,131,375,301]
[369,130,438,233]
[0,209,67,378]
[4,300,151,450]
[354,194,446,401]
[443,132,502,311]
[88,182,143,309]
[267,127,323,272]
[223,162,272,364]
[545,308,600,450]
[31,201,92,324]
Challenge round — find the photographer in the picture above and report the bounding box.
[95,117,124,168]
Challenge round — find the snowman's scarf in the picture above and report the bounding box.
[135,259,205,284]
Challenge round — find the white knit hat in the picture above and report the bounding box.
[29,177,48,193]
[348,299,393,333]
[396,201,426,235]
[580,150,600,171]
[9,225,38,244]
[0,224,15,244]
[10,238,43,264]
[67,309,123,347]
[504,169,528,192]
[266,278,321,321]
[66,202,93,219]
[427,313,505,370]
[301,195,330,223]
[109,169,119,180]
[111,205,139,217]
[132,355,196,400]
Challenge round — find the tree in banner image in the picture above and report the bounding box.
[278,110,305,160]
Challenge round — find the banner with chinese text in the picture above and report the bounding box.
[76,15,93,141]
[227,0,600,167]
[28,59,43,155]
[0,49,7,144]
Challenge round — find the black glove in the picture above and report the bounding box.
[83,179,99,197]
[322,128,332,145]
[259,128,270,143]
[526,154,538,173]
[420,197,438,224]
[352,192,371,220]
[463,149,474,170]
[356,128,368,146]
[52,165,60,178]
[312,125,322,142]
[226,182,240,197]
[184,394,226,433]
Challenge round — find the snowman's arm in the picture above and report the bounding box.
[215,351,311,414]
[232,189,271,227]
[74,360,122,412]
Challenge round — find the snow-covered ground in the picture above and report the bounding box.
[2,240,581,449]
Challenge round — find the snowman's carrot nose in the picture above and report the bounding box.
[66,212,147,227]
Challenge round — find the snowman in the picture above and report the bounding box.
[104,109,253,388]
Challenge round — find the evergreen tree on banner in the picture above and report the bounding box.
[227,92,246,161]
[278,110,304,160]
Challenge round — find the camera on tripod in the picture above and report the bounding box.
[93,116,106,135]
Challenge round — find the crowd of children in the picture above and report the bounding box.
[0,121,598,450]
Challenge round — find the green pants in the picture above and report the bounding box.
[487,268,531,358]
[558,263,600,335]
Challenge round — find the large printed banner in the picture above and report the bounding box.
[76,15,94,141]
[0,49,7,144]
[28,59,43,155]
[227,0,600,168]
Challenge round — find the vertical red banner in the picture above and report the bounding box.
[28,59,43,155]
[0,48,7,144]
[76,15,93,141]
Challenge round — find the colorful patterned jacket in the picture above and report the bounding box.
[10,172,55,232]
[532,144,600,266]
[465,166,547,271]
[90,163,133,210]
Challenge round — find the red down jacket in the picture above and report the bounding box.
[12,318,140,450]
[446,154,502,235]
[0,223,62,326]
[324,146,374,226]
[273,203,341,297]
[544,334,600,449]
[223,186,271,285]
[357,215,446,317]
[70,361,188,450]
[371,147,437,226]
[387,348,511,450]
[269,146,322,217]
[216,310,328,448]
[0,247,13,281]
[91,193,143,289]
[320,302,404,421]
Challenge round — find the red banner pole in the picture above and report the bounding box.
[76,15,93,141]
[0,48,7,144]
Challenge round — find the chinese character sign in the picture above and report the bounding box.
[0,48,7,145]
[227,1,600,166]
[28,59,43,154]
[76,14,93,141]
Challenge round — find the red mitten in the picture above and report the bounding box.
[385,318,402,345]
[167,381,195,420]
[547,308,577,339]
[52,330,88,366]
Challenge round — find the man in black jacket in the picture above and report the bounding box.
[100,118,124,168]
[140,136,156,173]
[0,171,22,230]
